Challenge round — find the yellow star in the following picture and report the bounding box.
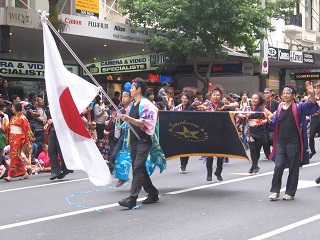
[176,126,199,139]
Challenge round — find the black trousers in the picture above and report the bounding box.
[206,157,223,176]
[249,141,264,167]
[262,140,271,159]
[180,157,189,167]
[96,123,105,140]
[48,128,68,175]
[110,137,123,164]
[130,138,158,199]
[270,143,300,196]
[309,121,320,154]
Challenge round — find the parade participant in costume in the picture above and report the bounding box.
[195,85,238,181]
[46,116,72,180]
[94,95,108,140]
[118,78,166,209]
[309,83,320,159]
[239,93,267,174]
[110,91,133,187]
[4,102,34,181]
[238,92,251,149]
[174,93,194,173]
[265,82,318,201]
[263,88,279,160]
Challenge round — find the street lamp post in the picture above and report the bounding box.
[259,0,267,92]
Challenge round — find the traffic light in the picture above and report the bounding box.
[0,26,10,53]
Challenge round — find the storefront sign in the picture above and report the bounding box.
[268,47,278,60]
[290,51,303,63]
[212,64,242,73]
[4,8,151,44]
[6,7,39,28]
[0,60,78,78]
[61,14,150,43]
[278,48,290,61]
[269,47,314,64]
[294,72,320,80]
[176,63,244,74]
[75,0,99,17]
[303,53,315,64]
[84,53,167,75]
[242,63,253,75]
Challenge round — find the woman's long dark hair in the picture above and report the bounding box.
[253,92,265,106]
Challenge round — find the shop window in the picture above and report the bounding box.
[15,0,28,9]
[305,0,312,30]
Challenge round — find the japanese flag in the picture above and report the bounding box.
[42,17,111,186]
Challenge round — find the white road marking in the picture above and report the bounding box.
[166,162,320,195]
[166,171,273,195]
[280,180,320,192]
[0,162,319,231]
[0,178,89,193]
[248,213,320,240]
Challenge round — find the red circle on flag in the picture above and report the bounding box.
[59,87,91,138]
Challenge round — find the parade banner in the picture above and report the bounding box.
[159,111,249,161]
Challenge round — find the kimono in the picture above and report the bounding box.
[6,112,34,177]
[268,100,319,165]
[115,97,166,180]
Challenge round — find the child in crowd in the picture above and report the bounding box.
[0,145,10,179]
[20,143,32,179]
[32,143,51,174]
[89,121,98,143]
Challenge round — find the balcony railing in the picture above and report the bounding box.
[285,13,302,27]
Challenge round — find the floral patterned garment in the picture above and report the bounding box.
[6,112,34,177]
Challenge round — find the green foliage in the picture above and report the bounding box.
[120,0,297,92]
[48,0,68,33]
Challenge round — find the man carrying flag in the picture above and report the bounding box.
[41,13,111,186]
[118,78,160,209]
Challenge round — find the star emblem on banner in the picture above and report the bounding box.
[176,126,199,139]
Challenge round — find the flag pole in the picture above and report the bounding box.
[39,11,141,140]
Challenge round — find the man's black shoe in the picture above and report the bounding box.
[118,197,136,209]
[57,171,68,179]
[142,194,159,204]
[49,171,62,180]
[248,166,255,174]
[214,172,223,181]
[315,177,320,184]
[310,152,316,159]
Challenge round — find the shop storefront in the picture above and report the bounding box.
[0,59,79,99]
[84,53,174,96]
[268,46,316,94]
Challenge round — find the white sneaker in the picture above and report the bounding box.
[282,194,294,201]
[269,192,279,201]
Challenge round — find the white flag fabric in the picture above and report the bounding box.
[41,17,111,186]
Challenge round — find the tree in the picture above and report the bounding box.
[48,0,68,45]
[119,0,296,95]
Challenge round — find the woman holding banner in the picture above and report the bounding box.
[195,85,238,181]
[174,93,194,173]
[238,93,267,174]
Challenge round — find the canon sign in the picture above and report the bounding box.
[64,18,82,25]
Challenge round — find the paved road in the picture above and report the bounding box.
[1,143,320,240]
